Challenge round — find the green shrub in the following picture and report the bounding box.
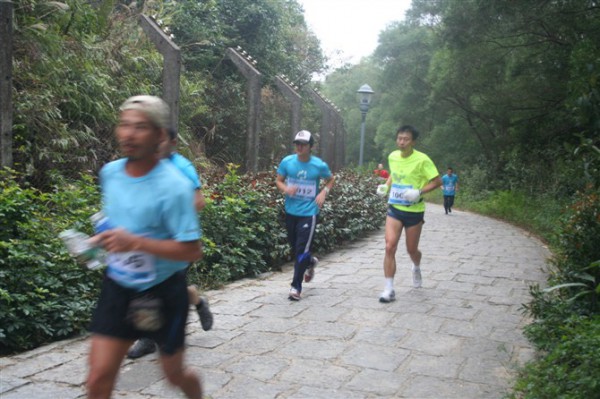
[187,164,288,289]
[315,170,387,251]
[515,187,600,398]
[552,189,600,292]
[511,316,600,399]
[525,188,600,326]
[522,285,581,352]
[188,165,387,289]
[0,170,102,354]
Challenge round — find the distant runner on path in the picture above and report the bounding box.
[376,125,442,302]
[441,166,459,214]
[374,163,390,179]
[276,130,334,301]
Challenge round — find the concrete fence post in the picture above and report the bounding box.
[0,1,13,168]
[139,14,181,131]
[273,75,302,152]
[307,89,340,168]
[225,47,262,173]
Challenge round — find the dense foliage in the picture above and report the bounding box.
[9,0,326,186]
[512,186,600,398]
[512,316,600,398]
[0,167,386,354]
[0,170,101,353]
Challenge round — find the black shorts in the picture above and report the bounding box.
[386,206,425,228]
[89,272,189,355]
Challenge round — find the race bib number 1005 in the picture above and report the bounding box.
[388,184,413,206]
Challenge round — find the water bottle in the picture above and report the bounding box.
[58,229,104,270]
[91,211,112,233]
[90,211,113,267]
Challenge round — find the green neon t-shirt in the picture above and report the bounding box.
[388,149,439,213]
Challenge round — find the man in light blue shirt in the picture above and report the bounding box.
[87,96,204,399]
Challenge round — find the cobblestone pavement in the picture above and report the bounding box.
[0,204,551,399]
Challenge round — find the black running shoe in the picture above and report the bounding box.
[196,297,214,331]
[127,338,156,359]
[304,256,318,283]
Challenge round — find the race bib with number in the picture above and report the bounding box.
[287,178,317,199]
[388,184,414,206]
[107,251,156,285]
[444,185,455,191]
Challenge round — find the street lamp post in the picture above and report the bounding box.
[357,84,374,166]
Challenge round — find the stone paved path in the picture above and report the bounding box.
[0,204,550,399]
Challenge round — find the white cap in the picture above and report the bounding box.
[293,130,312,144]
[119,95,170,129]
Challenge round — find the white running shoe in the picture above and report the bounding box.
[412,267,422,288]
[379,289,396,303]
[288,287,301,301]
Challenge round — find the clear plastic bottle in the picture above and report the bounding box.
[59,229,105,270]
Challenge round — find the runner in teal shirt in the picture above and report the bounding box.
[276,130,334,301]
[441,167,459,214]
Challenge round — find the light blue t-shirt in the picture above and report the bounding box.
[441,174,459,196]
[169,152,203,236]
[277,154,332,217]
[169,152,201,189]
[99,158,201,291]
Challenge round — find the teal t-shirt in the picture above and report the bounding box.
[100,158,201,291]
[277,154,332,217]
[169,152,201,189]
[441,174,458,196]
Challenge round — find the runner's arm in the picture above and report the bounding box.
[322,175,335,194]
[93,229,202,262]
[316,175,335,207]
[421,176,442,194]
[276,174,297,196]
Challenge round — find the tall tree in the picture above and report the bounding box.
[357,0,600,189]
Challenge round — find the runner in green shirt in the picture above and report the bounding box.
[376,125,442,302]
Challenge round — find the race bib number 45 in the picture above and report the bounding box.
[107,251,156,285]
[288,178,317,199]
[388,184,414,206]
